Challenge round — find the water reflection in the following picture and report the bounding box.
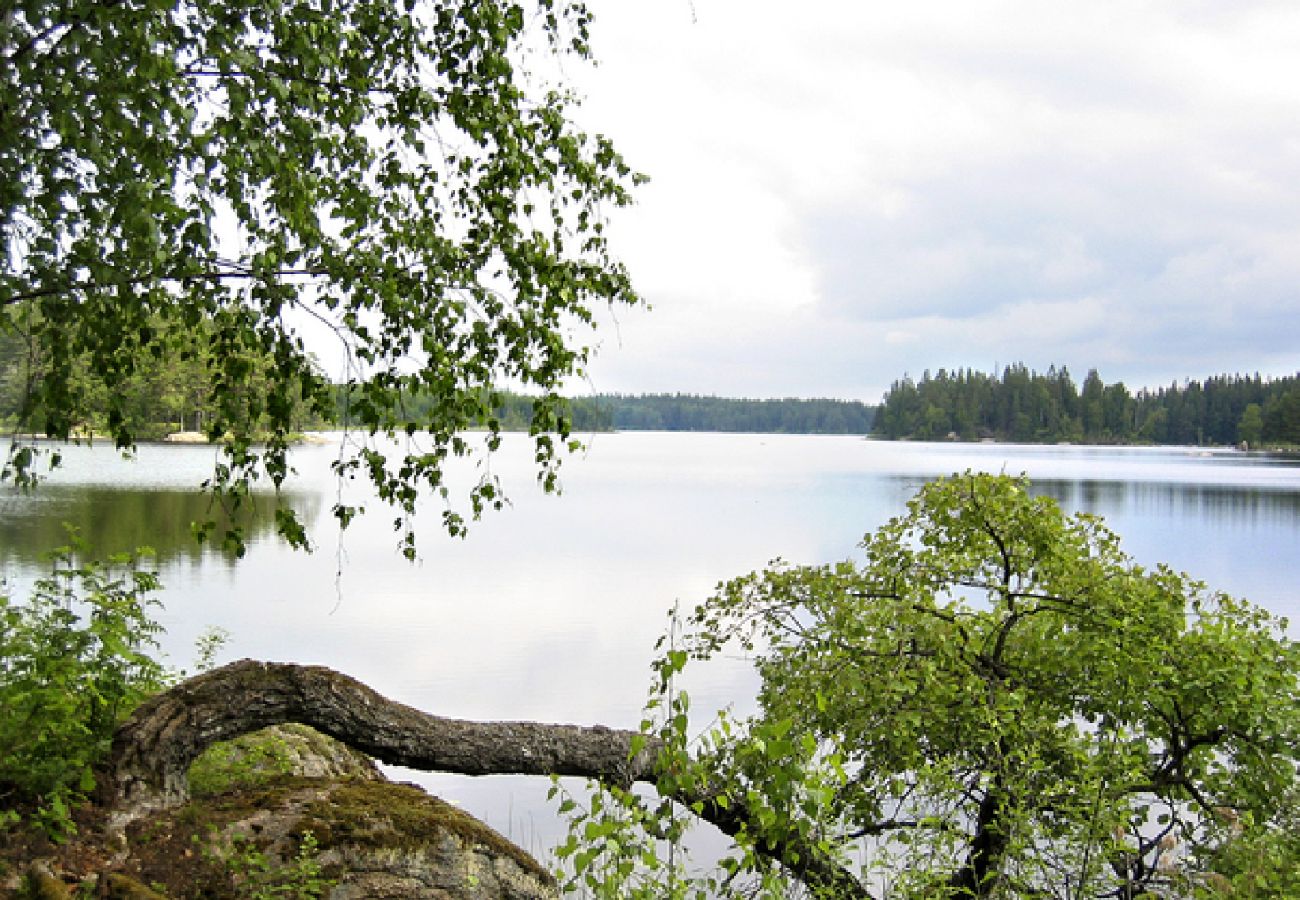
[1045,478,1300,523]
[0,485,321,568]
[889,473,1300,525]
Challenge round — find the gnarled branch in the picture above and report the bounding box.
[107,659,871,898]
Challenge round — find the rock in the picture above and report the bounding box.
[121,778,558,899]
[188,724,383,797]
[4,726,556,899]
[116,725,556,899]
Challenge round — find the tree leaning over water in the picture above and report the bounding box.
[1,0,641,552]
[553,473,1299,898]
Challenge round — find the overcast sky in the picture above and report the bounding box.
[562,0,1300,402]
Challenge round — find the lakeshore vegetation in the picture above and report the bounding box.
[0,324,877,438]
[0,336,877,439]
[875,365,1300,447]
[13,333,1300,448]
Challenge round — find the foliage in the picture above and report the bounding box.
[550,778,699,899]
[191,625,233,676]
[0,541,169,840]
[876,365,1300,446]
[2,0,641,554]
[0,309,322,441]
[560,473,1299,898]
[1188,789,1300,899]
[0,366,881,441]
[346,384,615,435]
[1261,387,1300,446]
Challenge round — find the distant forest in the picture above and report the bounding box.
[341,390,875,435]
[12,321,1296,446]
[875,365,1300,447]
[586,393,876,434]
[0,318,877,438]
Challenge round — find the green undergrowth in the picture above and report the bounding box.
[0,541,169,842]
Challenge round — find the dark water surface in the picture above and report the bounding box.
[3,434,1297,854]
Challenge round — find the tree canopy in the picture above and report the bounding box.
[2,0,640,552]
[557,473,1299,898]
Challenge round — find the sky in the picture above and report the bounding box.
[561,0,1300,403]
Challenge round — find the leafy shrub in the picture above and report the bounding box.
[0,540,169,840]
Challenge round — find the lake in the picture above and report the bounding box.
[2,432,1298,856]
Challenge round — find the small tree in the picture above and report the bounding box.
[560,473,1299,898]
[1237,403,1264,448]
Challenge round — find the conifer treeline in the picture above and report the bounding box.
[874,365,1300,446]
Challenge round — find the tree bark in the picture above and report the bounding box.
[107,659,659,816]
[106,659,871,898]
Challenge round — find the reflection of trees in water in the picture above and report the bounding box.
[1036,479,1300,525]
[891,476,1300,526]
[0,487,321,568]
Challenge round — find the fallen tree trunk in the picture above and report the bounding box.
[107,659,871,898]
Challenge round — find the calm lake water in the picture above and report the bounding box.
[3,433,1298,854]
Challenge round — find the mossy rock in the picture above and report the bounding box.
[7,726,554,898]
[122,777,558,899]
[188,724,382,798]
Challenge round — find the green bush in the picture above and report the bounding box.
[0,540,169,840]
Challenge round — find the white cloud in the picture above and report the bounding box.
[572,0,1300,398]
